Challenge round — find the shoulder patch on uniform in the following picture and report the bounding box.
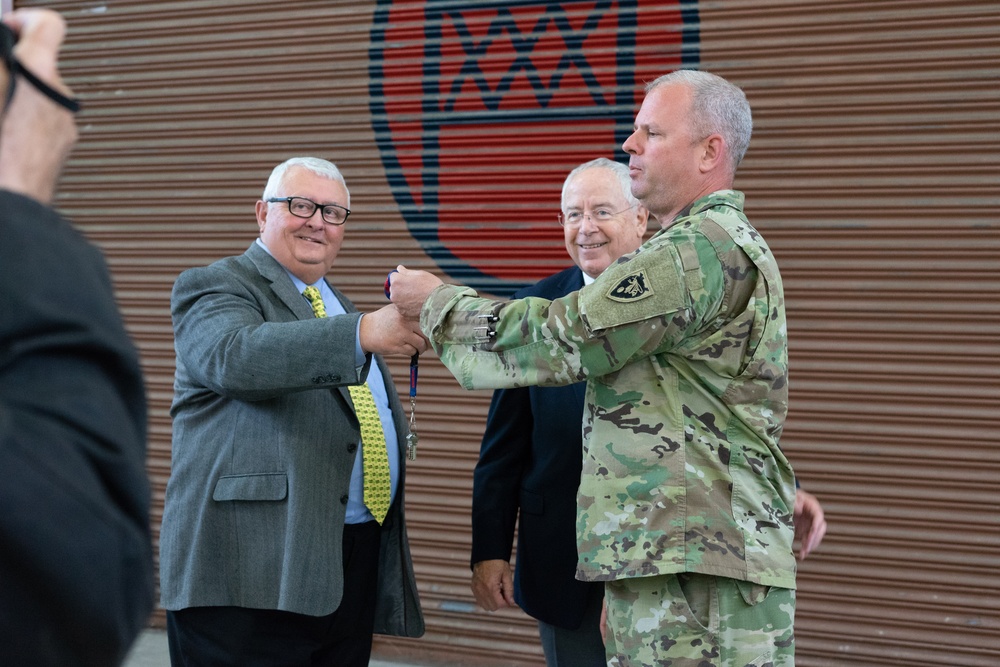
[607,269,654,303]
[579,241,686,333]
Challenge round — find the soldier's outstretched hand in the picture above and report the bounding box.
[388,265,445,320]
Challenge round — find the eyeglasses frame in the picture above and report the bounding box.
[267,196,351,226]
[558,203,638,227]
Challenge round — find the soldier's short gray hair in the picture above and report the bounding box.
[262,157,350,203]
[646,70,752,173]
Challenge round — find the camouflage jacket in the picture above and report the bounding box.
[421,190,796,589]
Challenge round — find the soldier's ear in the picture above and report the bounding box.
[699,134,725,173]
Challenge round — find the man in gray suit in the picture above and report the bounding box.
[160,157,427,666]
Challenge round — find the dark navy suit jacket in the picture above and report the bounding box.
[470,265,603,629]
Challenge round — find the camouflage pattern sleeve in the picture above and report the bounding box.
[418,234,725,392]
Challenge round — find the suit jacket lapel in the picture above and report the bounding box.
[242,242,411,455]
[245,242,315,320]
[244,243,359,409]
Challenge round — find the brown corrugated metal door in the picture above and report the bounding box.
[21,0,998,665]
[711,3,1000,666]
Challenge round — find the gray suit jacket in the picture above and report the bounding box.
[159,242,423,637]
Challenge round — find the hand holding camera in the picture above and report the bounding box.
[0,9,80,204]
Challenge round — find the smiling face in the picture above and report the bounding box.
[255,166,350,284]
[561,166,648,279]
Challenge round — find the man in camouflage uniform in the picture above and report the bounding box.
[391,70,796,666]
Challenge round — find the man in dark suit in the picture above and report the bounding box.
[0,8,154,666]
[160,157,427,666]
[471,158,648,666]
[470,158,828,666]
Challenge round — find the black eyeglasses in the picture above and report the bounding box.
[267,196,351,226]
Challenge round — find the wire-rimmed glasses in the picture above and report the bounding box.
[558,203,636,227]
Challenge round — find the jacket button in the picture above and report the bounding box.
[347,443,357,453]
[340,494,349,505]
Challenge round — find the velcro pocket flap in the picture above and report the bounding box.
[580,243,687,333]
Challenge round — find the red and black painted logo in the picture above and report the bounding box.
[370,1,699,296]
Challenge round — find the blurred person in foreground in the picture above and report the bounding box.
[391,70,801,666]
[159,156,427,667]
[472,159,827,666]
[0,8,154,666]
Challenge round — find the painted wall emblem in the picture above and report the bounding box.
[370,0,699,296]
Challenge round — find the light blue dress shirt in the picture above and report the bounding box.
[257,239,400,524]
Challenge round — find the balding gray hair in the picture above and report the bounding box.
[561,157,639,210]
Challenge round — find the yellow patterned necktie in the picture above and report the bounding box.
[302,286,391,524]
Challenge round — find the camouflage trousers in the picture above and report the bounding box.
[604,573,795,667]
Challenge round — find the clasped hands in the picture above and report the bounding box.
[359,266,442,358]
[387,265,444,320]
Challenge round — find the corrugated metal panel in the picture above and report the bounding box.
[700,1,1000,666]
[16,0,999,665]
